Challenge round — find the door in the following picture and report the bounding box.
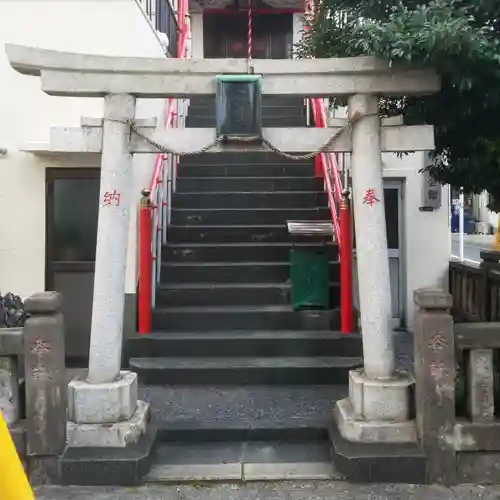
[46,169,100,361]
[384,180,405,325]
[203,13,293,59]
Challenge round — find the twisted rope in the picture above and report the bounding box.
[247,0,253,73]
[106,111,378,161]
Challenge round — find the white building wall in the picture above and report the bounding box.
[191,13,204,58]
[0,0,167,299]
[383,152,451,329]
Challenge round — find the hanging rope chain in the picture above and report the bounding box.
[106,111,378,161]
[247,0,253,73]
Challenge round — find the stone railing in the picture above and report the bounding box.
[0,292,66,485]
[449,250,500,322]
[414,288,500,485]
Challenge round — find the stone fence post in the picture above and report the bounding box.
[24,292,66,485]
[414,288,457,484]
[479,250,500,321]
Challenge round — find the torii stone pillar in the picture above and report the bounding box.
[87,94,136,384]
[66,94,150,447]
[334,94,416,444]
[350,94,395,379]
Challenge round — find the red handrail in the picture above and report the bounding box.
[139,0,354,335]
[304,0,353,333]
[310,98,341,245]
[309,97,354,334]
[138,1,191,335]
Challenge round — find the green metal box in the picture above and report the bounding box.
[215,74,262,140]
[290,249,330,310]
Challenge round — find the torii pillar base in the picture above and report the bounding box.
[334,369,416,444]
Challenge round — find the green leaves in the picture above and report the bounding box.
[297,0,500,208]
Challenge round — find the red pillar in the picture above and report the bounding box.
[340,190,354,334]
[138,189,153,335]
[314,154,323,177]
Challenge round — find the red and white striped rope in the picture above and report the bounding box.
[247,0,252,70]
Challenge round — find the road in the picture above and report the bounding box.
[34,482,500,500]
[451,233,495,264]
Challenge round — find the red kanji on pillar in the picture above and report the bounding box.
[103,189,121,207]
[362,188,379,207]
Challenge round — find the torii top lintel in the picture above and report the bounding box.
[5,44,441,99]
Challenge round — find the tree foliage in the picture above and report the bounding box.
[297,0,500,210]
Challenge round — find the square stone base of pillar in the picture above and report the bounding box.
[68,370,138,424]
[349,368,414,422]
[67,400,150,447]
[334,398,417,443]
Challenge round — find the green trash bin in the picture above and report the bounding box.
[290,249,330,310]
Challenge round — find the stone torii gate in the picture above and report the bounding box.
[5,44,439,456]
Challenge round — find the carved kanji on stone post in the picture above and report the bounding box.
[24,292,66,485]
[413,288,457,485]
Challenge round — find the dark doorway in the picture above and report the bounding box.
[46,168,100,361]
[204,13,293,59]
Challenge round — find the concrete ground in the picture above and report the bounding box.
[451,233,496,263]
[35,482,500,500]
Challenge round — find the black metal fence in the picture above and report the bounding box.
[142,0,179,56]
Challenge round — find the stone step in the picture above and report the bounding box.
[154,282,340,307]
[175,176,322,193]
[187,104,306,118]
[177,163,314,178]
[171,207,329,226]
[162,242,336,263]
[130,355,362,385]
[179,152,313,166]
[166,224,329,244]
[160,261,339,283]
[172,191,327,209]
[126,330,361,359]
[144,441,337,483]
[138,384,346,442]
[151,305,341,332]
[186,115,305,128]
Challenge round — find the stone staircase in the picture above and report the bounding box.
[126,96,363,482]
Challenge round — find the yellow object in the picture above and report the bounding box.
[0,413,34,500]
[496,227,500,251]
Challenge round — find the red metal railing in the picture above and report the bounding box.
[308,98,354,334]
[304,0,354,333]
[138,0,354,334]
[138,1,191,334]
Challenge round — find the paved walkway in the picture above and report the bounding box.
[35,482,499,500]
[451,233,496,263]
